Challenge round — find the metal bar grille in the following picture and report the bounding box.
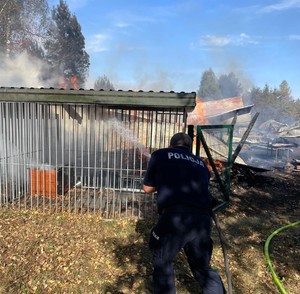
[0,102,185,219]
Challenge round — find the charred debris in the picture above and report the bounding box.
[187,96,300,178]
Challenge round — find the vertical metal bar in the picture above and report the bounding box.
[139,110,145,218]
[4,103,9,207]
[87,105,91,213]
[10,103,15,207]
[182,109,188,133]
[73,105,78,213]
[21,103,26,207]
[4,103,8,206]
[80,105,84,214]
[117,109,122,218]
[158,111,162,148]
[154,111,159,150]
[15,103,19,206]
[9,104,13,206]
[29,103,33,209]
[61,104,65,212]
[130,110,135,217]
[99,106,104,217]
[40,105,44,211]
[25,103,30,209]
[106,109,112,220]
[35,104,39,209]
[47,105,52,209]
[42,105,46,208]
[15,103,21,208]
[124,110,129,218]
[0,103,4,207]
[164,110,169,147]
[67,105,72,213]
[167,110,172,146]
[0,103,6,208]
[225,125,233,201]
[54,105,58,212]
[112,110,117,219]
[195,125,201,157]
[148,110,153,152]
[93,105,98,214]
[0,104,3,207]
[173,110,178,137]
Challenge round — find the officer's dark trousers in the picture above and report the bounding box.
[149,207,225,294]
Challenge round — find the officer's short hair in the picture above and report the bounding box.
[170,133,192,150]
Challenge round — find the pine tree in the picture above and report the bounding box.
[45,0,89,88]
[218,72,242,98]
[94,75,115,90]
[197,69,221,101]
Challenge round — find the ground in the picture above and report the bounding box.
[214,167,300,294]
[0,168,299,293]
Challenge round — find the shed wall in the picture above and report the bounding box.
[0,102,187,219]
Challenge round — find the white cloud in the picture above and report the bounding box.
[196,33,259,48]
[114,21,131,28]
[258,0,300,13]
[110,12,157,28]
[86,34,110,53]
[200,35,232,47]
[289,34,300,40]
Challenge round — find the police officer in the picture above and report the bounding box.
[143,132,226,294]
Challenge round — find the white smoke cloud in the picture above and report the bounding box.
[0,52,55,88]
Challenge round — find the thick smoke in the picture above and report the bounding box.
[0,52,57,88]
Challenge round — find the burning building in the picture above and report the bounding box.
[0,87,195,218]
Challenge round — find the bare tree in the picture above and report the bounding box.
[0,0,50,57]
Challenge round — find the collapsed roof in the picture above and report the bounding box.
[187,96,254,125]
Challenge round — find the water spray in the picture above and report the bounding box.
[109,118,151,158]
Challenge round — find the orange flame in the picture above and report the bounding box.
[187,96,208,125]
[70,76,80,90]
[202,158,226,173]
[58,76,80,89]
[195,97,208,124]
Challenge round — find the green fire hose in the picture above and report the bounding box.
[264,220,300,294]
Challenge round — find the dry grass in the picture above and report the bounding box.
[0,207,206,294]
[0,170,299,294]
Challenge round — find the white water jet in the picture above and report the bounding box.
[109,118,151,158]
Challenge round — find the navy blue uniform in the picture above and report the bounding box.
[144,146,225,294]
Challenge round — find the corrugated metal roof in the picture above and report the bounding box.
[0,87,196,110]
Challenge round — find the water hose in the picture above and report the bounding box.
[212,212,233,294]
[264,220,300,294]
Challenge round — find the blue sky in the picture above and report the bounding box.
[49,0,300,99]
